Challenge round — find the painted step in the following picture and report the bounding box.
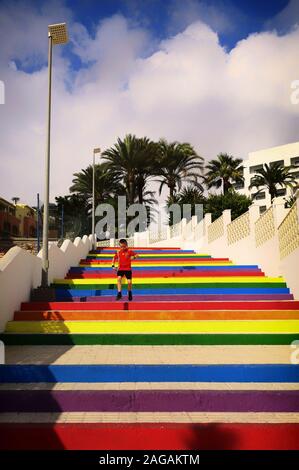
[0,364,298,383]
[19,300,299,311]
[70,265,262,272]
[1,389,299,412]
[51,283,288,290]
[97,246,184,252]
[13,310,299,321]
[91,249,195,254]
[1,423,298,450]
[65,270,266,278]
[1,333,297,345]
[54,294,294,303]
[80,260,233,265]
[5,319,299,335]
[51,276,286,285]
[3,344,295,366]
[86,254,212,258]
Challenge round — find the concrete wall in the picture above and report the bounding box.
[133,197,299,299]
[0,234,93,332]
[238,141,299,210]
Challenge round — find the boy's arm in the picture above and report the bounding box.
[112,252,118,269]
[131,250,138,260]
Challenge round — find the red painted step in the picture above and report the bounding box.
[20,300,299,311]
[65,271,265,279]
[1,423,299,450]
[80,258,231,264]
[99,247,182,250]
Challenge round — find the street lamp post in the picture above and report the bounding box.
[92,147,101,251]
[41,23,68,287]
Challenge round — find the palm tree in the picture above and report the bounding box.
[156,139,204,198]
[205,153,244,194]
[55,194,90,238]
[69,162,123,205]
[249,162,297,202]
[174,186,206,206]
[102,134,158,204]
[166,186,205,224]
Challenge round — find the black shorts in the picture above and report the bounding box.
[117,270,132,279]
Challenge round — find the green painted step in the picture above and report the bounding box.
[0,333,297,346]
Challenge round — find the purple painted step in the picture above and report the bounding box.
[69,294,293,302]
[1,390,299,412]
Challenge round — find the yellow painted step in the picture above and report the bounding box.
[5,319,299,334]
[53,276,285,285]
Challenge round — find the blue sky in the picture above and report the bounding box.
[64,0,290,49]
[2,0,296,73]
[1,0,299,205]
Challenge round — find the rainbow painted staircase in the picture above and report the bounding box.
[0,247,299,449]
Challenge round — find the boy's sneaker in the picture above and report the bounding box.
[128,291,133,301]
[116,292,122,300]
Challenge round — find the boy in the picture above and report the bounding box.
[111,239,138,301]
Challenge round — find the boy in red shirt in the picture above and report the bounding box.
[111,239,138,300]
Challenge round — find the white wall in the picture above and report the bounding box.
[239,141,299,209]
[0,234,93,332]
[135,197,299,299]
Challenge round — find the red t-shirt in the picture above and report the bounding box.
[113,248,136,270]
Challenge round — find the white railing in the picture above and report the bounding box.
[278,203,299,259]
[207,215,224,243]
[255,206,275,247]
[149,228,167,244]
[170,222,182,238]
[227,211,250,245]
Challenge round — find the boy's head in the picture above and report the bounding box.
[119,238,128,249]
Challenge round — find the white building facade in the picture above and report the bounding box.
[234,141,299,213]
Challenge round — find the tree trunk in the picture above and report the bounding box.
[128,175,135,205]
[270,186,277,202]
[223,179,230,195]
[169,184,175,199]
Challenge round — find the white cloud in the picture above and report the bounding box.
[1,0,299,208]
[167,0,239,36]
[265,0,299,33]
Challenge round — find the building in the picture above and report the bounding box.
[0,197,38,238]
[235,142,299,213]
[0,197,20,237]
[15,204,37,238]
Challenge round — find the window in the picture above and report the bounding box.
[249,164,263,174]
[250,176,260,184]
[259,206,267,214]
[276,188,286,197]
[252,192,266,200]
[270,160,284,167]
[290,157,299,167]
[233,181,245,190]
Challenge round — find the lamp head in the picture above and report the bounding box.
[48,23,68,45]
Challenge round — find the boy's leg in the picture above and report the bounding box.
[116,274,123,300]
[127,271,133,300]
[117,276,122,293]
